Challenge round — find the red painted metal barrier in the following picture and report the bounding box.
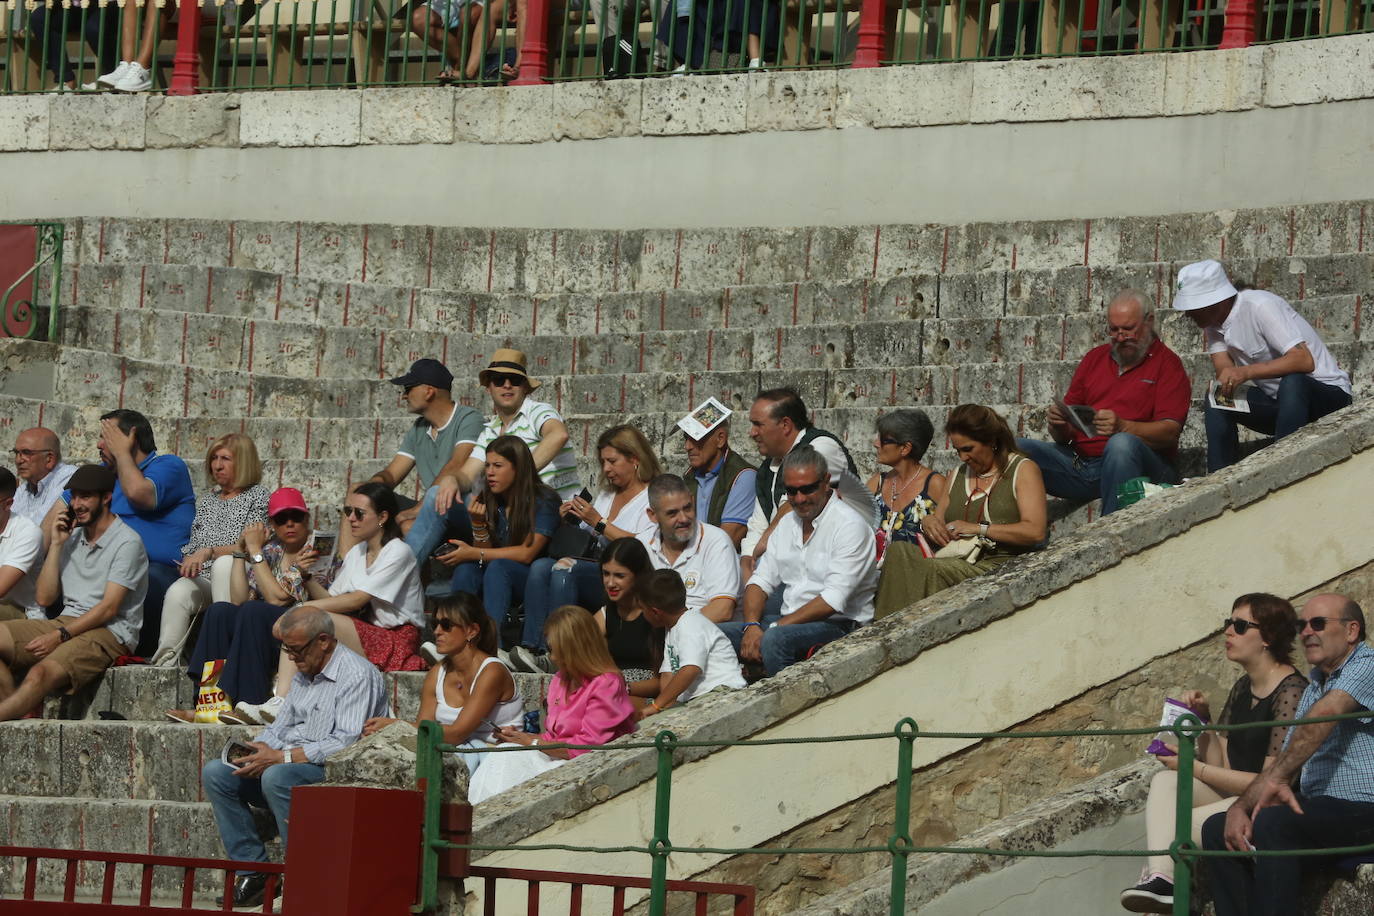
[468,863,756,916]
[0,845,284,913]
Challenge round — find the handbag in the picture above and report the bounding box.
[546,521,601,561]
[933,535,994,564]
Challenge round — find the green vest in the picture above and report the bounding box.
[685,448,755,529]
[755,427,858,523]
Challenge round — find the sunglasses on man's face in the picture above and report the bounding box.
[489,373,523,388]
[784,480,823,497]
[1301,616,1353,633]
[1224,617,1260,636]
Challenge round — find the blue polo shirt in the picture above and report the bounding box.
[68,453,196,568]
[1291,642,1374,803]
[692,453,756,528]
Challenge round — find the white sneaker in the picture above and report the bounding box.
[113,63,153,93]
[748,58,765,70]
[149,647,181,668]
[80,81,101,92]
[97,61,132,88]
[256,694,285,723]
[419,641,441,665]
[221,694,284,726]
[512,646,556,674]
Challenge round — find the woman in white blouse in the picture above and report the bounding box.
[233,482,426,723]
[512,425,661,673]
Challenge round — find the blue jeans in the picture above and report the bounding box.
[1201,793,1374,916]
[521,557,605,650]
[1016,434,1178,515]
[404,485,474,562]
[1205,374,1353,472]
[26,2,119,84]
[718,616,855,676]
[448,559,533,643]
[202,759,325,875]
[136,561,181,658]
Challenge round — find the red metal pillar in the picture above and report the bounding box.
[285,786,423,915]
[852,0,889,68]
[168,0,204,95]
[511,0,552,86]
[1219,0,1257,47]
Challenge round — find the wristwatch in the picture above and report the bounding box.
[593,520,607,535]
[58,626,72,642]
[250,553,266,565]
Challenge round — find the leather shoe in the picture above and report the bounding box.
[164,709,196,724]
[215,873,278,908]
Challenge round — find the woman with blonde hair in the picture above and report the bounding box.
[469,604,637,803]
[151,433,270,666]
[362,594,525,774]
[514,424,661,673]
[874,405,1047,618]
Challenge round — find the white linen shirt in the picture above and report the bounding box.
[747,494,878,626]
[1205,288,1351,397]
[0,513,43,613]
[638,522,741,617]
[330,539,425,629]
[741,432,854,554]
[12,462,76,529]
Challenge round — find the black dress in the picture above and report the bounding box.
[1220,671,1308,773]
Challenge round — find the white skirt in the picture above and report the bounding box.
[468,743,565,803]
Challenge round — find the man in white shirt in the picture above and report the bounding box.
[0,469,44,620]
[637,475,740,624]
[630,569,745,717]
[453,348,579,501]
[11,428,76,529]
[719,447,878,677]
[1173,260,1353,472]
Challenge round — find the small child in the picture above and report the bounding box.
[630,570,745,718]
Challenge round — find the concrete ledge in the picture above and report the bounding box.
[3,35,1370,155]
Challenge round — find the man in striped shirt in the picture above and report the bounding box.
[454,349,580,500]
[201,606,387,909]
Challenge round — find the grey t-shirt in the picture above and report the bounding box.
[59,516,149,651]
[397,404,486,490]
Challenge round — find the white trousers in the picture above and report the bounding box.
[154,555,237,662]
[1143,767,1237,878]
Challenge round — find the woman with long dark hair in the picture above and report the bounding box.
[437,434,560,632]
[594,537,658,683]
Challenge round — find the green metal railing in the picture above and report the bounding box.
[415,709,1374,916]
[0,221,63,341]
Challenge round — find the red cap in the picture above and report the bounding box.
[268,487,308,519]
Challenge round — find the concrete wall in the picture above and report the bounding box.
[3,36,1374,229]
[459,403,1374,914]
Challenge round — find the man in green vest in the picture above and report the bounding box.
[677,398,756,551]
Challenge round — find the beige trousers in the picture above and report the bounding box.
[1143,767,1237,878]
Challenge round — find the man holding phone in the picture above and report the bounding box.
[0,465,147,721]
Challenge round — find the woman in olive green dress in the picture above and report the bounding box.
[875,404,1048,619]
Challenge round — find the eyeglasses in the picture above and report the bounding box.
[10,449,52,458]
[783,480,823,497]
[488,373,523,388]
[1301,616,1354,633]
[341,506,369,520]
[282,638,318,659]
[1224,617,1260,636]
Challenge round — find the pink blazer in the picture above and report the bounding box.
[544,671,637,757]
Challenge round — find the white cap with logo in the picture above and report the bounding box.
[1172,259,1239,312]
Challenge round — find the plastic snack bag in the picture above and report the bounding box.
[195,659,233,724]
[1146,696,1208,756]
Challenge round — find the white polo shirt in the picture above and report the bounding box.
[661,607,746,702]
[638,522,741,617]
[0,513,43,613]
[747,494,878,626]
[1205,289,1351,397]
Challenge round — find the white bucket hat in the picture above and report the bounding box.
[1172,259,1239,311]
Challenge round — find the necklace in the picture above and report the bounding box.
[887,467,923,504]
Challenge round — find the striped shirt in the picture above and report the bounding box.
[1291,642,1374,803]
[259,644,389,764]
[470,399,580,500]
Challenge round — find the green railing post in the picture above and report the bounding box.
[1170,713,1202,916]
[889,718,919,916]
[2,222,63,341]
[648,730,677,916]
[414,720,444,914]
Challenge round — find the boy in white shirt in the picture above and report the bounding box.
[629,570,744,718]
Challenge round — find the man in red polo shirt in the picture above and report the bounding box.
[1016,289,1192,515]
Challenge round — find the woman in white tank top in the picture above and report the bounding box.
[364,594,525,773]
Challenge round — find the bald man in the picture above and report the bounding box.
[11,428,76,529]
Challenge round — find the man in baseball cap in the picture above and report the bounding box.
[0,464,148,720]
[1173,260,1352,472]
[367,358,484,561]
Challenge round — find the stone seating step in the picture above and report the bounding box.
[60,206,1373,296]
[0,793,278,900]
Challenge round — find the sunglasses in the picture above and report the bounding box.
[488,373,524,388]
[1301,616,1354,633]
[1224,617,1260,636]
[434,618,458,632]
[878,437,900,447]
[784,480,823,497]
[341,506,370,520]
[271,510,308,525]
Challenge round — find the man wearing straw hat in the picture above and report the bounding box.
[450,348,579,502]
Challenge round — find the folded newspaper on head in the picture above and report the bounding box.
[1207,380,1253,413]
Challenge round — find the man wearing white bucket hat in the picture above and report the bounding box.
[1172,260,1352,472]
